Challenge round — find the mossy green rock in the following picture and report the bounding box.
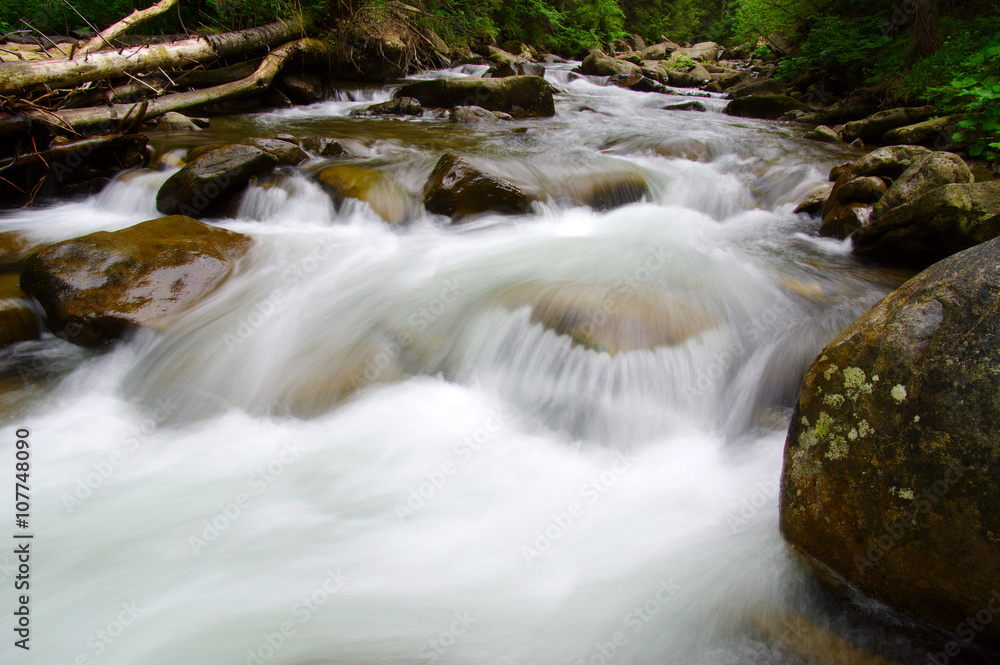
[851,181,1000,268]
[780,236,1000,648]
[20,216,251,346]
[724,95,809,120]
[396,76,555,118]
[873,152,973,218]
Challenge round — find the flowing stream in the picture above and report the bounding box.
[0,62,951,665]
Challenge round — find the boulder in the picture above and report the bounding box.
[238,138,308,166]
[395,76,555,118]
[349,97,423,117]
[0,274,40,349]
[156,112,203,132]
[804,125,841,143]
[301,137,348,158]
[674,41,719,62]
[714,70,753,91]
[836,176,887,205]
[628,77,669,93]
[19,216,251,346]
[874,152,973,218]
[728,78,786,99]
[848,145,932,180]
[316,165,417,224]
[850,182,1000,267]
[794,185,833,216]
[423,153,538,220]
[156,145,278,216]
[488,60,545,78]
[883,115,963,148]
[819,203,872,239]
[667,63,712,88]
[663,101,707,112]
[450,106,501,123]
[724,95,810,120]
[581,49,642,79]
[276,70,325,104]
[640,41,679,60]
[555,170,648,211]
[841,106,937,143]
[780,236,1000,649]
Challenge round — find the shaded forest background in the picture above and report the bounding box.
[2,0,999,159]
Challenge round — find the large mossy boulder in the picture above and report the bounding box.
[581,49,641,79]
[19,216,252,346]
[395,76,555,118]
[780,236,1000,649]
[840,106,937,143]
[156,144,278,216]
[850,181,1000,268]
[724,94,809,120]
[423,153,538,220]
[873,152,973,218]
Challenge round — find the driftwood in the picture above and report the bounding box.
[28,39,326,133]
[77,0,180,56]
[0,20,304,95]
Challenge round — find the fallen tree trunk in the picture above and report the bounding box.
[28,39,326,133]
[0,20,304,95]
[77,0,180,56]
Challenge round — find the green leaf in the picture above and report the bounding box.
[969,143,985,157]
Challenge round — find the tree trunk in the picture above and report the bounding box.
[29,39,326,134]
[0,20,305,95]
[908,0,942,61]
[77,0,180,56]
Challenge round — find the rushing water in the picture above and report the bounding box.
[0,62,955,665]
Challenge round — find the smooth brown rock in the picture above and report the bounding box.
[156,144,278,216]
[423,153,537,220]
[836,177,887,205]
[395,76,555,118]
[316,165,417,224]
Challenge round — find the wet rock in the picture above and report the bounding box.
[0,232,36,272]
[848,145,932,180]
[450,106,500,123]
[238,138,309,166]
[883,115,963,148]
[873,152,973,218]
[487,60,545,78]
[349,97,423,117]
[556,170,648,211]
[0,274,40,349]
[727,78,786,99]
[780,236,1000,649]
[628,77,669,93]
[156,144,278,216]
[316,164,417,224]
[276,70,325,104]
[841,106,937,143]
[836,177,887,205]
[724,95,810,120]
[663,101,707,112]
[850,182,1000,268]
[794,185,833,216]
[423,153,537,220]
[301,137,348,158]
[19,216,251,346]
[820,203,872,239]
[581,49,642,79]
[156,112,204,132]
[498,281,717,355]
[395,76,555,118]
[804,125,841,143]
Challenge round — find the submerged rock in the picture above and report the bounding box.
[554,170,648,211]
[156,144,278,216]
[423,153,538,220]
[395,76,555,118]
[780,236,1000,649]
[19,216,251,346]
[0,274,40,350]
[316,164,417,224]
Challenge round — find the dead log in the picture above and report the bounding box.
[27,39,326,134]
[77,0,180,56]
[0,21,304,95]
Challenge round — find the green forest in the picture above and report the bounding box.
[3,0,1000,159]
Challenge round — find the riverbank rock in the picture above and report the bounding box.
[841,106,937,143]
[667,64,712,88]
[581,49,642,79]
[820,203,872,239]
[850,181,1000,268]
[674,41,719,62]
[316,165,417,224]
[276,70,325,104]
[639,41,679,60]
[423,153,538,220]
[873,152,973,218]
[156,112,204,132]
[349,97,423,117]
[156,145,278,216]
[804,125,841,143]
[0,274,40,350]
[728,78,786,99]
[725,94,810,120]
[883,115,963,148]
[19,216,251,346]
[836,177,887,205]
[395,76,555,118]
[780,236,1000,649]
